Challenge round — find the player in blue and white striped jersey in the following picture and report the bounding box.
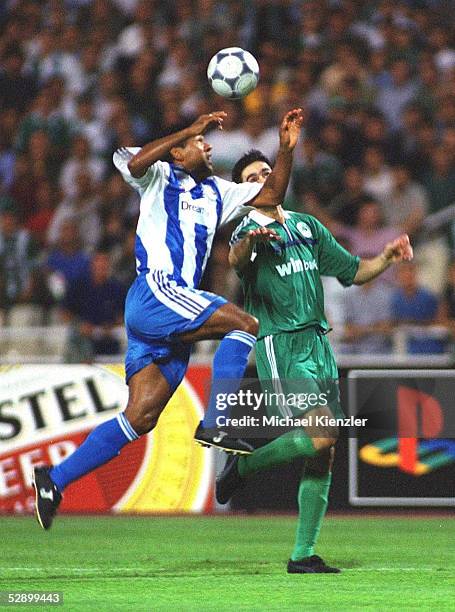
[32,109,304,529]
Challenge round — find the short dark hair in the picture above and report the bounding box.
[231,149,272,183]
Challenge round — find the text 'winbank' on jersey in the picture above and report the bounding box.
[230,209,360,339]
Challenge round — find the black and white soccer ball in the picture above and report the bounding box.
[207,47,259,99]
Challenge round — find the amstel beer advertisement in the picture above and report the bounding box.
[0,364,214,515]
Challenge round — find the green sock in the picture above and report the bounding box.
[238,430,318,477]
[291,471,332,561]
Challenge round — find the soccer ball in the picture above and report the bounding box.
[207,47,259,99]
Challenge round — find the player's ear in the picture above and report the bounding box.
[170,146,185,163]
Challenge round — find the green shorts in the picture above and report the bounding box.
[255,327,342,418]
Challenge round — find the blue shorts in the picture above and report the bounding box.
[124,273,226,391]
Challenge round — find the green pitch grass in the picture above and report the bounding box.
[1,515,454,611]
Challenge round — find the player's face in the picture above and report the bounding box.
[182,135,213,174]
[240,161,272,184]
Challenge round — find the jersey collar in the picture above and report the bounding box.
[171,164,198,189]
[249,209,291,226]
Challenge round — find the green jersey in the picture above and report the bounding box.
[230,209,360,339]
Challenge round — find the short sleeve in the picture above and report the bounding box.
[313,217,360,286]
[213,176,263,226]
[229,216,258,246]
[113,147,167,194]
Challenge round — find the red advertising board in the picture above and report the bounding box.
[0,364,214,515]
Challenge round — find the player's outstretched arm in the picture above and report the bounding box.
[229,227,280,270]
[127,112,226,178]
[353,234,413,285]
[250,109,304,208]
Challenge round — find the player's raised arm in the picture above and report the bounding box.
[250,108,304,208]
[353,234,414,285]
[127,112,227,178]
[229,227,280,270]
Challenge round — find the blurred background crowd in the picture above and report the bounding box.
[1,0,455,360]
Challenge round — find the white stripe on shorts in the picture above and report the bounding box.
[264,335,293,418]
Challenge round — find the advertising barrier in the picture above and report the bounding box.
[0,364,214,515]
[348,370,455,506]
[2,365,454,513]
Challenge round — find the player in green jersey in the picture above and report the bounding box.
[216,150,413,574]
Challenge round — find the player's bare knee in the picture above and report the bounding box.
[313,431,338,451]
[125,401,161,435]
[312,437,329,451]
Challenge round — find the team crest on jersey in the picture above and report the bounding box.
[296,222,312,238]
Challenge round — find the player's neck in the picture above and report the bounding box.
[192,171,211,183]
[257,205,286,224]
[187,165,212,183]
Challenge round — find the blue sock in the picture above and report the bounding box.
[203,330,256,428]
[49,413,139,492]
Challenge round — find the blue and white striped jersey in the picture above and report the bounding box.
[113,147,262,289]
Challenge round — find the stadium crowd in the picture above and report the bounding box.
[1,0,455,359]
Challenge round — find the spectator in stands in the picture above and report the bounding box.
[414,56,439,117]
[422,145,455,214]
[0,45,36,113]
[15,82,71,156]
[48,170,101,252]
[427,24,455,75]
[61,249,126,362]
[328,166,373,225]
[125,54,161,139]
[116,0,158,60]
[26,179,55,247]
[318,120,353,168]
[26,129,59,184]
[0,205,39,318]
[436,95,455,134]
[391,261,445,355]
[293,136,343,206]
[0,122,15,193]
[362,146,394,205]
[389,22,419,67]
[343,280,393,354]
[442,126,455,162]
[376,58,418,130]
[45,219,90,302]
[31,28,84,95]
[392,103,426,169]
[408,120,439,180]
[358,110,398,165]
[335,197,399,261]
[382,165,428,237]
[59,134,105,199]
[418,145,455,293]
[319,42,368,98]
[336,197,400,287]
[70,94,109,157]
[98,172,138,225]
[366,49,391,90]
[7,153,38,225]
